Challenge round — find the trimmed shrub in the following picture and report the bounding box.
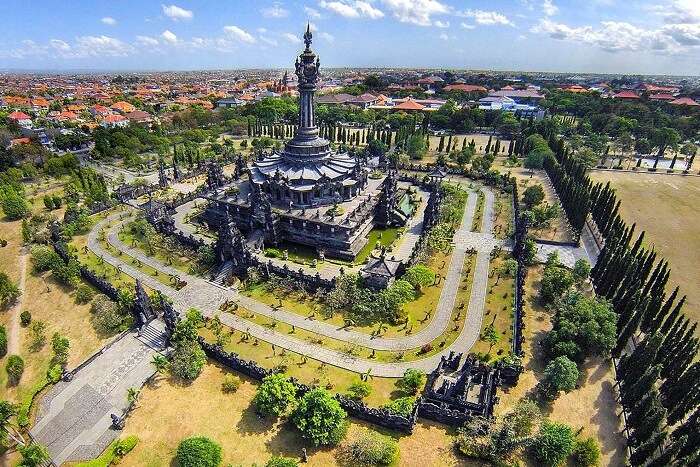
[346,380,372,400]
[253,373,297,417]
[6,355,24,384]
[381,397,415,417]
[0,326,7,357]
[396,368,424,395]
[292,388,348,446]
[337,431,399,466]
[221,374,241,393]
[20,310,31,326]
[572,437,601,467]
[532,421,576,466]
[266,456,298,467]
[176,436,222,467]
[75,284,95,304]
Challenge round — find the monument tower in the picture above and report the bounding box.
[249,24,366,207]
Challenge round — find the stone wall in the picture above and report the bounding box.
[198,339,417,433]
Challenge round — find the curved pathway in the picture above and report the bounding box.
[87,185,501,377]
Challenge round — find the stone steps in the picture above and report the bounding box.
[137,320,167,350]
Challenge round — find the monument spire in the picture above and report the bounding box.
[294,24,320,142]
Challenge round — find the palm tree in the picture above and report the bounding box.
[0,401,26,446]
[126,387,140,405]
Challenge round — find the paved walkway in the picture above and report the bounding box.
[85,183,500,376]
[31,321,166,465]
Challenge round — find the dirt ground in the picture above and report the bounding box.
[120,362,478,467]
[496,266,627,466]
[492,159,574,243]
[589,171,700,328]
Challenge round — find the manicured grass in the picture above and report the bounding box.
[118,221,198,276]
[471,253,515,362]
[354,226,401,265]
[590,170,700,332]
[119,363,465,467]
[242,251,450,339]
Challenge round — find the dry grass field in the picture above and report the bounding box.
[496,266,626,466]
[119,362,479,467]
[589,171,700,327]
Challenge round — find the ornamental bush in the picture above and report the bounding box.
[20,310,31,326]
[265,456,298,467]
[176,436,222,467]
[6,355,24,384]
[221,374,241,393]
[346,380,372,400]
[572,437,601,467]
[396,368,424,395]
[30,245,63,273]
[541,356,579,401]
[381,397,415,417]
[0,326,7,357]
[337,431,399,466]
[532,421,576,466]
[253,373,297,417]
[170,341,206,381]
[292,388,348,446]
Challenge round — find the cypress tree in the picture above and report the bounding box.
[447,135,452,152]
[614,296,646,357]
[485,135,492,153]
[672,408,699,459]
[621,365,661,410]
[508,140,514,156]
[668,386,700,425]
[618,334,662,384]
[646,435,686,467]
[661,362,700,408]
[627,388,661,427]
[438,136,445,152]
[661,336,698,381]
[657,318,690,366]
[462,138,467,151]
[629,402,666,448]
[629,430,667,467]
[659,295,685,335]
[494,139,501,155]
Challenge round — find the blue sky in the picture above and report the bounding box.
[0,0,699,75]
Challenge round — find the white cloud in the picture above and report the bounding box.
[542,0,558,17]
[161,30,178,43]
[259,36,279,46]
[459,10,513,26]
[460,22,476,30]
[319,1,384,20]
[305,6,322,19]
[74,35,133,57]
[136,35,160,46]
[663,0,700,24]
[223,25,256,43]
[381,0,449,26]
[318,31,335,42]
[282,32,302,43]
[439,32,448,40]
[101,17,117,25]
[530,18,700,53]
[434,20,449,28]
[261,3,289,18]
[161,4,193,21]
[49,39,71,52]
[257,27,268,33]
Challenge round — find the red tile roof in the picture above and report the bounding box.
[649,93,676,101]
[394,98,425,111]
[670,97,699,106]
[443,84,488,93]
[614,91,640,99]
[8,111,31,120]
